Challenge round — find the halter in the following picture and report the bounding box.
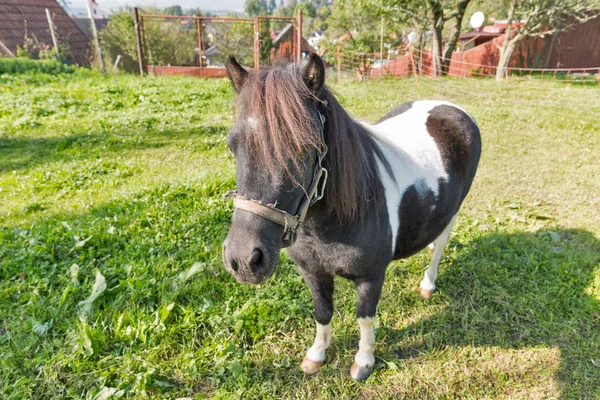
[224,104,328,247]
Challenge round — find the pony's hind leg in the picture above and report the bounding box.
[300,271,334,375]
[418,215,457,300]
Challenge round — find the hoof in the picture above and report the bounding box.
[301,357,323,375]
[350,363,373,381]
[418,286,434,300]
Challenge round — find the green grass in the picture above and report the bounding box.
[0,65,599,399]
[0,58,77,75]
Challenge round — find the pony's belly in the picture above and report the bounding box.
[392,177,461,260]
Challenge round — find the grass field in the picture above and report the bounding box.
[1,65,599,399]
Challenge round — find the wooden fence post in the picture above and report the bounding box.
[113,54,122,71]
[336,45,341,82]
[45,9,60,60]
[197,17,203,77]
[379,16,384,79]
[297,10,302,62]
[410,48,419,88]
[133,8,145,76]
[254,18,260,70]
[86,3,104,72]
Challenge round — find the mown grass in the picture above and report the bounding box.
[0,65,599,399]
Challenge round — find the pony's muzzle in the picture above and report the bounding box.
[222,239,272,284]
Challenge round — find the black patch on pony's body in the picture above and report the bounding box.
[376,101,414,124]
[426,105,481,201]
[393,104,481,259]
[393,179,458,258]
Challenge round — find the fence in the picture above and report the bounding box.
[135,9,304,77]
[335,47,600,84]
[0,1,92,66]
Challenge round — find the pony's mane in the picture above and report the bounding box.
[236,60,390,222]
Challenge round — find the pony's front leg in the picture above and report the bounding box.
[300,271,334,375]
[350,278,384,380]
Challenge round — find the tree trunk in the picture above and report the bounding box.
[496,36,518,80]
[431,16,443,76]
[413,23,425,74]
[496,0,517,80]
[442,0,471,74]
[427,0,444,77]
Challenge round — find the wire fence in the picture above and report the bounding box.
[334,47,600,84]
[137,12,302,77]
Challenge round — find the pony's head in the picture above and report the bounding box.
[222,54,327,284]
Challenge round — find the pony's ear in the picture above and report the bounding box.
[226,56,248,93]
[302,53,325,95]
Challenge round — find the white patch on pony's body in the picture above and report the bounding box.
[305,322,331,362]
[354,317,376,367]
[364,100,459,255]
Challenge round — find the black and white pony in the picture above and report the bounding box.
[222,54,481,380]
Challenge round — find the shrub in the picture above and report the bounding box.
[0,58,76,74]
[99,9,139,73]
[100,8,199,73]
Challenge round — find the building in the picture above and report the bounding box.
[0,0,92,65]
[374,15,600,78]
[307,30,325,51]
[270,23,312,62]
[451,16,600,74]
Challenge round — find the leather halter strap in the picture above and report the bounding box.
[225,105,328,247]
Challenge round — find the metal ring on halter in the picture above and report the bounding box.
[311,167,328,205]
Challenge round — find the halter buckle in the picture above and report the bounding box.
[311,167,328,205]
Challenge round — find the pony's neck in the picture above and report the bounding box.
[318,89,393,222]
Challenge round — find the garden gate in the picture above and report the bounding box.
[133,8,303,77]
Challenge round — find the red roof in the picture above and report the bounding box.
[0,0,92,65]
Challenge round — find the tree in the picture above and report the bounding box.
[294,2,316,18]
[425,0,472,76]
[325,0,385,53]
[100,8,198,73]
[99,9,138,72]
[361,0,472,75]
[313,5,331,31]
[185,8,205,16]
[208,20,255,67]
[495,0,600,80]
[163,6,183,16]
[245,0,276,16]
[381,0,428,72]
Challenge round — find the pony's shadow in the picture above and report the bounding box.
[378,228,600,398]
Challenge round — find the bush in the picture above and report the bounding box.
[0,58,76,74]
[99,9,139,73]
[100,8,200,73]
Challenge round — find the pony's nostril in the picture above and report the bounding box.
[231,259,239,272]
[249,248,264,273]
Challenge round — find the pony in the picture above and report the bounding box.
[221,54,481,380]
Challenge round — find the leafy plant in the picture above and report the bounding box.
[0,58,76,74]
